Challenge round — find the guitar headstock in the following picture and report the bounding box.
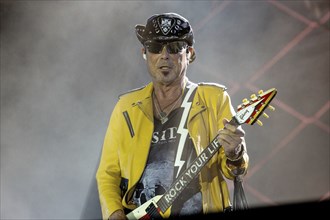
[234,88,277,126]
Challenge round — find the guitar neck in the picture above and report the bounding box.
[156,116,240,213]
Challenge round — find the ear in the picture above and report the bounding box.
[141,48,147,60]
[187,47,196,64]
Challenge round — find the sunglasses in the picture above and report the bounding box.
[144,41,188,54]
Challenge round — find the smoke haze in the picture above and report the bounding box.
[1,1,329,219]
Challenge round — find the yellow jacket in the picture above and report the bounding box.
[96,79,249,219]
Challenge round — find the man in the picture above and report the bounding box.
[96,12,249,220]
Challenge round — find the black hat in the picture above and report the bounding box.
[135,13,194,46]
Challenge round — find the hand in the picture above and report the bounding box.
[108,209,127,220]
[217,118,245,160]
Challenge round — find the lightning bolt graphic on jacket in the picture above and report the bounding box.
[174,84,197,178]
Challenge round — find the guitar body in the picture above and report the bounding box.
[126,195,171,220]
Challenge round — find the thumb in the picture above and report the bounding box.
[222,118,230,127]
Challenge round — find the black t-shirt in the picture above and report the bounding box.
[132,106,202,217]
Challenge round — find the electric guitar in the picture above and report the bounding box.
[126,88,277,220]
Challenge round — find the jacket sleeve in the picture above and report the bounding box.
[96,103,124,220]
[216,91,249,180]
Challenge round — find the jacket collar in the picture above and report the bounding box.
[132,77,206,122]
[131,82,154,121]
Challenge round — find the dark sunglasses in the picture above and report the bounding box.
[144,41,188,54]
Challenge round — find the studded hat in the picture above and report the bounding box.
[135,12,194,46]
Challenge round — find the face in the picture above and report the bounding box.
[143,41,192,86]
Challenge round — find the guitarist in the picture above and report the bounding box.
[96,13,249,220]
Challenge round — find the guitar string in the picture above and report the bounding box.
[147,205,159,218]
[157,199,165,214]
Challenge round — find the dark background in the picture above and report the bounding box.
[1,1,329,219]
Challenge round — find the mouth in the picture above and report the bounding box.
[158,66,172,70]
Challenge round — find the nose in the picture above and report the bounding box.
[160,45,170,59]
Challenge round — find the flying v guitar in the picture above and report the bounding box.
[126,88,278,220]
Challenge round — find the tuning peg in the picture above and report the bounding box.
[242,98,249,105]
[258,90,264,95]
[262,112,269,118]
[250,94,257,100]
[256,120,263,126]
[268,105,275,111]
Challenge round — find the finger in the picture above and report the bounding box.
[219,128,244,139]
[218,135,243,157]
[234,126,245,136]
[218,132,241,147]
[223,119,238,133]
[222,118,229,126]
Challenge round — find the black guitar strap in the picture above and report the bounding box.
[233,175,249,211]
